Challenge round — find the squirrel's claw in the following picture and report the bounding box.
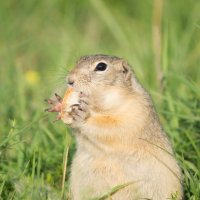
[45,98,56,105]
[44,103,62,112]
[45,107,58,112]
[55,93,62,102]
[53,113,62,123]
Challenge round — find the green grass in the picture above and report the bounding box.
[0,0,199,199]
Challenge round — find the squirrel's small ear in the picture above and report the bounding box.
[122,60,133,84]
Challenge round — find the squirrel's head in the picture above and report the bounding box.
[67,54,150,112]
[67,55,137,95]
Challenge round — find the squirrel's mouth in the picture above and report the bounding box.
[68,83,91,97]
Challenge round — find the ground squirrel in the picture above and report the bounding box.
[46,55,183,200]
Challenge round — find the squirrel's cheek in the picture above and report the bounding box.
[100,90,124,110]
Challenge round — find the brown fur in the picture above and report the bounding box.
[62,55,183,200]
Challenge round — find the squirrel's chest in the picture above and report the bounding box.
[71,151,141,184]
[70,152,141,199]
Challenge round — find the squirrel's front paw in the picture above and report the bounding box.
[45,93,63,122]
[69,92,90,126]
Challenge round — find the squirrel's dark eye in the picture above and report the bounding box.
[94,62,107,71]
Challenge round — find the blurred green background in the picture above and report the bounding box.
[0,0,200,199]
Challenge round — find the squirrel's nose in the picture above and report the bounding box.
[67,76,75,86]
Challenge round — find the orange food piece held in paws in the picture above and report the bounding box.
[61,88,79,124]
